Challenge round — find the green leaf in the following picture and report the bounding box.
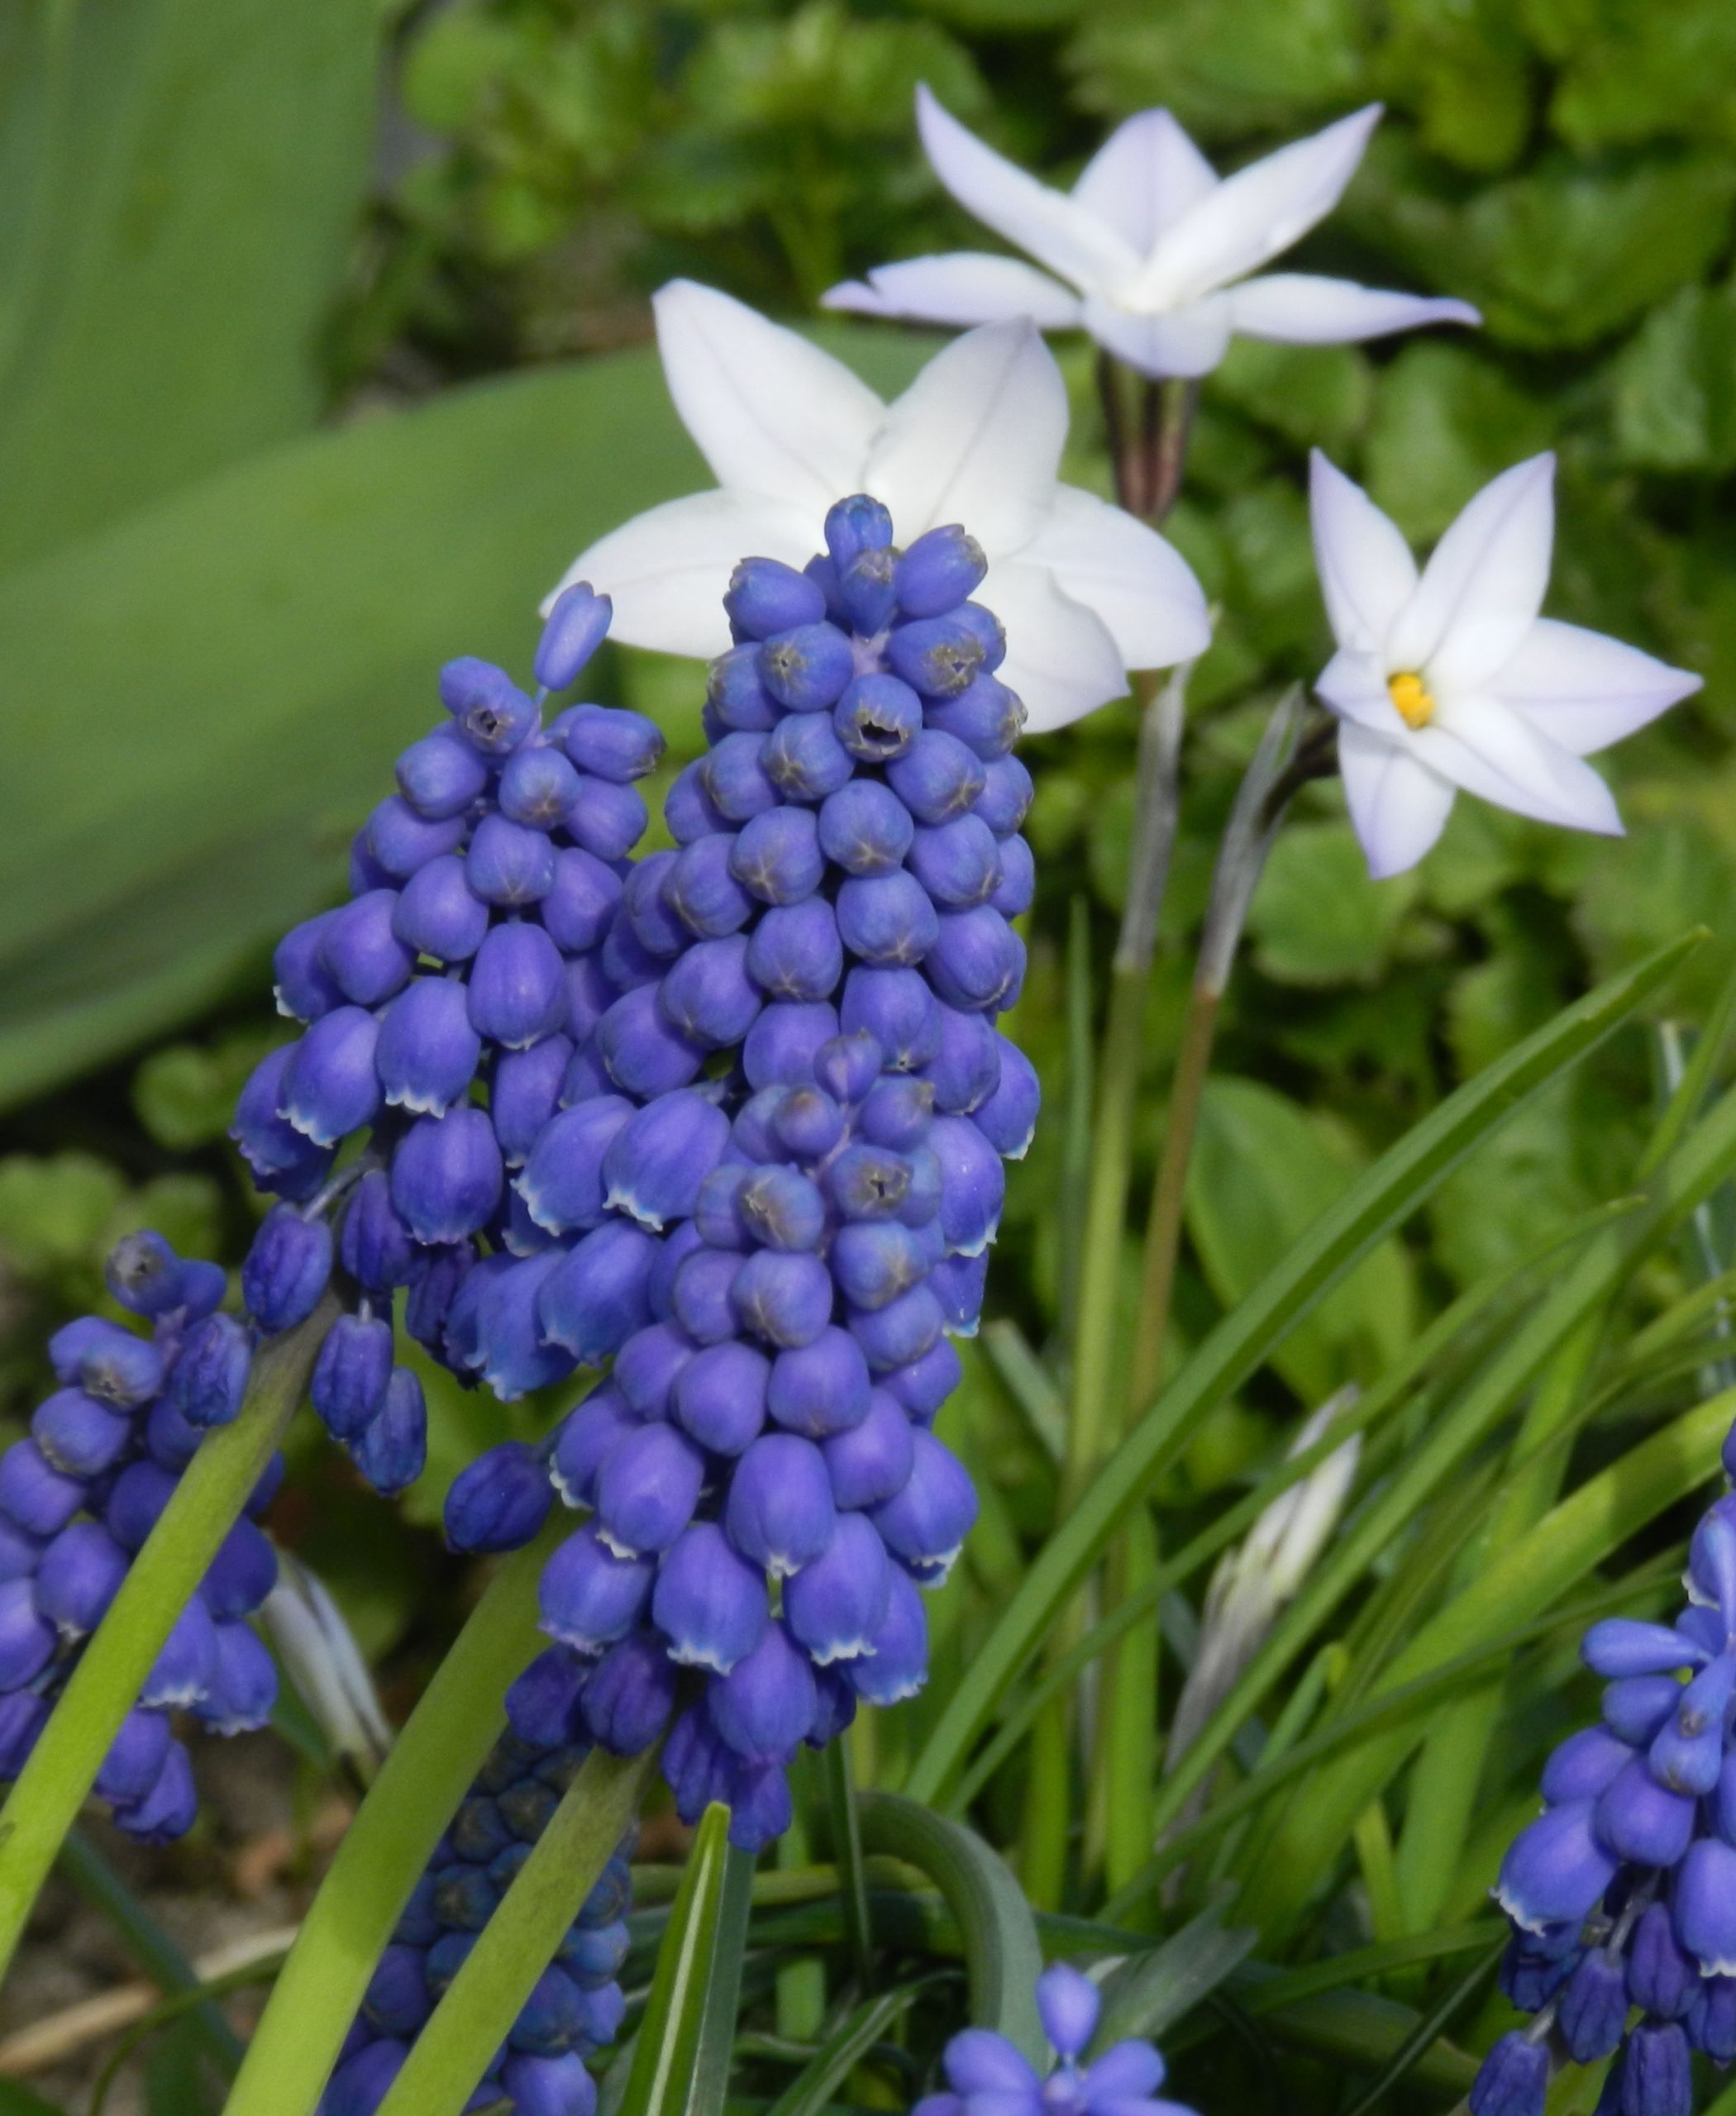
[1211,341,1372,454]
[1363,343,1553,542]
[0,2082,66,2116]
[1090,1899,1257,2049]
[858,1793,1044,2062]
[0,324,929,1109]
[904,932,1701,1804]
[1247,823,1418,987]
[0,0,375,571]
[763,1980,945,2116]
[1187,1077,1416,1399]
[619,1805,753,2116]
[1614,284,1736,474]
[1522,0,1736,150]
[1380,0,1533,172]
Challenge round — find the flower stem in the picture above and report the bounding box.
[1096,360,1196,522]
[221,1510,570,2116]
[372,1744,660,2116]
[0,1298,335,1987]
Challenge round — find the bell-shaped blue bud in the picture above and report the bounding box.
[929,1251,987,1335]
[0,1575,57,1688]
[362,1944,435,2042]
[709,1619,816,1763]
[725,557,827,641]
[858,1075,936,1152]
[31,1388,132,1477]
[467,921,567,1049]
[747,899,844,1003]
[104,1461,177,1551]
[1622,2023,1691,2116]
[403,1240,474,1358]
[739,1166,827,1253]
[886,731,987,826]
[668,833,754,939]
[653,1522,768,1674]
[390,1107,503,1244]
[446,1442,555,1555]
[726,1434,834,1578]
[0,1439,88,1537]
[1495,1799,1618,1932]
[603,1090,731,1232]
[1583,1619,1700,1680]
[972,1037,1039,1159]
[1538,1726,1631,1805]
[784,1513,891,1666]
[502,2052,599,2116]
[397,727,489,821]
[622,852,688,960]
[659,935,761,1049]
[1627,1898,1695,2018]
[537,582,613,691]
[921,1002,1000,1115]
[743,1001,840,1089]
[836,872,938,967]
[847,1566,928,1704]
[563,704,665,784]
[818,779,913,876]
[830,1222,928,1312]
[473,1252,574,1399]
[825,494,894,567]
[731,807,824,907]
[196,1619,279,1734]
[377,978,482,1117]
[872,1430,976,1584]
[594,984,704,1096]
[1468,2033,1548,2116]
[908,817,1002,909]
[323,888,417,1001]
[885,613,986,701]
[352,1369,427,1496]
[759,623,854,712]
[673,1342,770,1457]
[538,851,619,960]
[338,1171,414,1294]
[200,1517,277,1618]
[732,1250,834,1350]
[974,751,1034,836]
[989,831,1034,917]
[273,911,344,1022]
[930,1115,1004,1256]
[924,672,1025,759]
[1035,1961,1100,2063]
[365,797,465,881]
[1593,1755,1695,1866]
[499,745,583,832]
[583,1632,676,1755]
[823,1388,915,1508]
[0,1692,48,1775]
[1677,1836,1736,1975]
[279,1007,382,1147]
[775,1084,847,1160]
[595,1423,704,1559]
[242,1206,333,1334]
[143,1594,217,1708]
[702,732,779,822]
[92,1706,173,1806]
[834,672,922,763]
[537,1222,660,1367]
[1691,1974,1736,2063]
[927,907,1023,1014]
[567,773,649,861]
[670,1246,743,1346]
[540,1527,653,1653]
[894,524,987,618]
[708,646,780,732]
[837,546,897,634]
[393,853,489,963]
[765,1328,871,1440]
[492,1036,574,1169]
[1552,1947,1625,2061]
[518,1095,637,1235]
[465,813,556,909]
[762,712,854,801]
[0,1518,41,1585]
[507,1647,588,1749]
[849,1281,945,1373]
[441,656,537,756]
[1649,1651,1735,1794]
[113,1740,198,1844]
[35,1520,129,1638]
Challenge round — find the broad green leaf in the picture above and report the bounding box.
[619,1806,751,2116]
[1380,0,1533,172]
[1247,823,1418,987]
[1211,341,1372,454]
[0,325,928,1109]
[1614,284,1736,474]
[1068,0,1370,136]
[1187,1077,1416,1399]
[1363,343,1553,542]
[858,1793,1044,2062]
[0,0,376,571]
[904,932,1700,1804]
[1522,0,1736,150]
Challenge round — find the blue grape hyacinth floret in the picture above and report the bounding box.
[913,1962,1198,2116]
[227,578,663,1487]
[1473,1437,1736,2116]
[441,494,1037,1849]
[323,1726,632,2116]
[0,1232,283,1840]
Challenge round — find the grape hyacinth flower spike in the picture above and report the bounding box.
[229,578,669,1489]
[0,1232,283,1840]
[480,493,1039,1851]
[1474,1444,1736,2116]
[323,1727,632,2116]
[913,1961,1199,2116]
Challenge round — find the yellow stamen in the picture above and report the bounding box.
[1388,670,1435,731]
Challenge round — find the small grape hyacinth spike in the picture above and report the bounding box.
[910,1961,1199,2116]
[324,1726,632,2116]
[1473,1467,1736,2116]
[0,1234,283,1840]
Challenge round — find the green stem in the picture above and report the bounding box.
[1128,981,1220,1411]
[0,1299,333,1985]
[222,1512,570,2116]
[823,1737,874,1991]
[374,1745,659,2116]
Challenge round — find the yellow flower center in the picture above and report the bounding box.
[1388,670,1435,731]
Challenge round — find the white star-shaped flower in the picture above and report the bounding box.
[545,280,1209,731]
[1309,450,1700,879]
[823,88,1479,381]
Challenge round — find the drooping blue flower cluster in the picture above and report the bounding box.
[1474,1461,1736,2116]
[430,495,1037,1849]
[226,579,661,1489]
[0,1233,283,1840]
[323,1727,631,2116]
[913,1962,1198,2116]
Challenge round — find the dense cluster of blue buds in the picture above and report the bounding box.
[1474,1448,1736,2116]
[227,574,660,1490]
[323,1727,632,2116]
[0,1233,282,1839]
[913,1962,1197,2116]
[432,493,1037,1850]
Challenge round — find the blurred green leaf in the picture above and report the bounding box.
[1214,340,1373,455]
[1363,342,1554,541]
[1091,1897,1257,2048]
[133,1027,282,1151]
[1378,0,1533,173]
[1614,281,1736,472]
[0,0,376,571]
[1522,0,1736,150]
[1248,823,1418,986]
[1068,0,1370,136]
[0,1153,126,1277]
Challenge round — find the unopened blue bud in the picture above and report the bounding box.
[823,1388,915,1508]
[143,1593,217,1708]
[653,1521,768,1673]
[233,1046,333,1193]
[1496,1800,1618,1930]
[732,1249,834,1350]
[989,832,1035,917]
[784,1513,891,1666]
[849,1281,944,1373]
[503,2052,599,2116]
[242,1205,333,1333]
[763,1327,870,1440]
[734,1167,823,1254]
[1676,1836,1736,1975]
[825,494,894,567]
[709,1620,816,1762]
[603,1090,730,1232]
[921,1003,1001,1113]
[352,1368,427,1495]
[541,1527,654,1654]
[670,1246,744,1345]
[887,729,987,825]
[374,978,481,1118]
[847,1566,928,1704]
[859,1074,937,1151]
[708,646,780,732]
[467,921,567,1048]
[198,1623,279,1732]
[390,1106,503,1244]
[1469,2033,1548,2116]
[441,657,537,757]
[35,1520,129,1637]
[113,1741,198,1843]
[826,1143,910,1223]
[759,624,855,713]
[621,853,687,960]
[872,1429,976,1584]
[673,1342,770,1456]
[1584,1618,1700,1681]
[104,1461,177,1551]
[594,984,704,1096]
[1691,1974,1736,2062]
[730,808,823,906]
[928,907,1024,1013]
[561,958,616,1051]
[537,1221,659,1366]
[403,1240,473,1358]
[837,546,898,636]
[273,913,344,1022]
[830,1222,927,1312]
[818,780,912,877]
[836,872,938,967]
[27,1389,126,1481]
[667,833,754,940]
[506,1647,588,1749]
[0,1575,57,1687]
[537,583,613,691]
[492,1036,574,1170]
[519,1095,637,1236]
[397,729,489,820]
[658,934,761,1051]
[726,558,827,641]
[975,752,1034,836]
[279,1007,382,1146]
[0,1439,87,1537]
[348,832,393,895]
[583,1632,676,1756]
[595,1423,704,1559]
[885,612,985,700]
[366,797,465,881]
[925,673,1024,759]
[566,774,648,861]
[446,1442,555,1555]
[144,1392,203,1471]
[464,812,554,908]
[559,707,665,789]
[93,1708,172,1805]
[0,1518,41,1584]
[908,817,1002,909]
[102,1232,193,1319]
[931,1116,1005,1256]
[393,853,489,963]
[1622,2023,1691,2116]
[762,712,854,801]
[746,900,844,1002]
[171,1313,254,1429]
[1649,1651,1735,1793]
[200,1518,277,1618]
[972,1037,1039,1158]
[537,851,618,958]
[726,1433,834,1578]
[703,733,780,823]
[894,524,987,619]
[665,760,729,846]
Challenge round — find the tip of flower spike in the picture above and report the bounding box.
[536,581,613,692]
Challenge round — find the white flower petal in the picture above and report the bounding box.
[1071,107,1219,258]
[1417,695,1624,836]
[915,84,1138,294]
[1228,274,1480,345]
[1128,104,1383,311]
[1080,291,1233,379]
[821,254,1082,330]
[1493,617,1701,755]
[983,559,1131,732]
[1309,452,1419,656]
[547,489,816,659]
[1315,644,1409,734]
[864,321,1067,553]
[652,280,884,512]
[1338,722,1457,879]
[1018,485,1210,672]
[1389,454,1556,693]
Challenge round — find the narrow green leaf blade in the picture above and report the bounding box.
[1090,1899,1257,2050]
[620,1804,746,2116]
